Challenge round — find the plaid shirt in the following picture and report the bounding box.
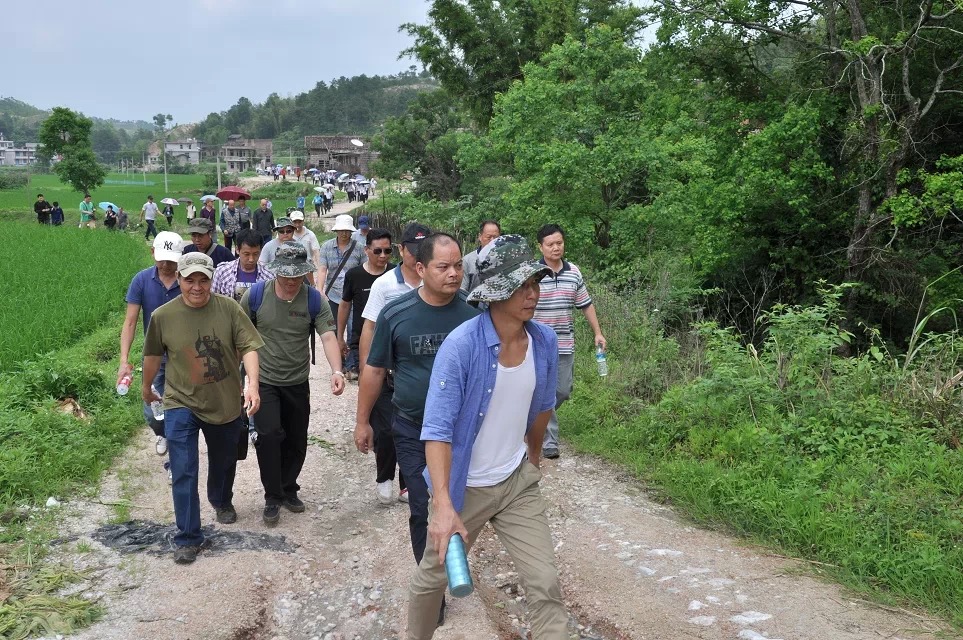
[211,259,274,301]
[319,238,365,303]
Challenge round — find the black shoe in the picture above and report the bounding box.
[215,504,237,524]
[173,545,200,564]
[282,496,305,513]
[263,504,280,526]
[543,448,560,459]
[437,596,447,627]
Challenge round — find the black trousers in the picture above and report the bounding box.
[393,413,429,563]
[372,384,405,489]
[254,381,310,505]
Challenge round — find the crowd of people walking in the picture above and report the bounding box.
[110,184,605,637]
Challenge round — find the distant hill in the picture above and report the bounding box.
[0,97,45,118]
[0,97,153,133]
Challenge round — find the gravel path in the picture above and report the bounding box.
[48,361,950,640]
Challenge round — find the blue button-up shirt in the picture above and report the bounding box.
[125,266,181,332]
[420,311,558,513]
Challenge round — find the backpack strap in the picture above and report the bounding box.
[307,285,323,365]
[248,280,266,328]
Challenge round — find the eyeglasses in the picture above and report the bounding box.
[278,228,295,234]
[369,248,392,255]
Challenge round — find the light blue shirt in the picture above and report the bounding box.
[420,311,558,513]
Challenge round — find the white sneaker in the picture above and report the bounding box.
[376,481,393,506]
[398,489,409,503]
[155,436,168,456]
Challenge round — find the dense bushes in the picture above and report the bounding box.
[562,284,963,622]
[0,169,30,190]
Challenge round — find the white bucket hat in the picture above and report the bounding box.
[331,214,356,232]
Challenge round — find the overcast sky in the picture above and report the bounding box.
[3,0,430,124]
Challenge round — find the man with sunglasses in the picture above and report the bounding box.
[339,229,405,503]
[260,218,316,286]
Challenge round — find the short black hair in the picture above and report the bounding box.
[537,223,565,244]
[83,193,91,198]
[235,229,263,249]
[416,233,461,265]
[147,195,153,199]
[366,228,392,246]
[37,193,43,198]
[52,201,59,207]
[479,219,501,233]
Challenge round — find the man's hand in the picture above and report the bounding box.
[244,386,261,416]
[337,337,348,356]
[331,372,345,396]
[595,334,607,351]
[142,385,161,405]
[429,502,469,565]
[353,421,374,454]
[116,362,134,387]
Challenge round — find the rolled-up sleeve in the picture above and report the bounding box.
[421,338,467,444]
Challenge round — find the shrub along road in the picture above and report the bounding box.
[52,361,949,640]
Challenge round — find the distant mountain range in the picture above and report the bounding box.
[0,97,153,132]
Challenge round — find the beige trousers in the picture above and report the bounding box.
[406,461,568,639]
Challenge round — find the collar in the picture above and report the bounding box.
[151,266,179,289]
[480,310,547,350]
[538,257,570,275]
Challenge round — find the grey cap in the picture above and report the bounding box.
[273,217,295,231]
[178,252,215,278]
[466,235,552,306]
[267,241,316,277]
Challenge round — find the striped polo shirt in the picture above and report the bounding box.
[533,259,592,355]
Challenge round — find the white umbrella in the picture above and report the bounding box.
[313,186,326,193]
[160,198,179,206]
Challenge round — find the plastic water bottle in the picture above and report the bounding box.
[596,347,608,377]
[150,386,164,421]
[445,534,474,597]
[116,373,133,396]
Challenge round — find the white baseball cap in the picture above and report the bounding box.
[290,211,305,221]
[152,231,184,262]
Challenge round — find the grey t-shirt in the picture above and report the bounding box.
[239,282,335,386]
[367,288,479,423]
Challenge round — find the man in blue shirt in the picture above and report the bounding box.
[182,218,235,266]
[117,231,185,471]
[406,235,568,639]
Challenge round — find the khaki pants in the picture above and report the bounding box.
[407,461,568,639]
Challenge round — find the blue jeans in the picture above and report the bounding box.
[145,219,158,239]
[164,408,242,547]
[543,353,574,451]
[142,362,166,438]
[330,299,358,372]
[392,413,430,564]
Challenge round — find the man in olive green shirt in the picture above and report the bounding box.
[240,242,345,526]
[143,252,264,565]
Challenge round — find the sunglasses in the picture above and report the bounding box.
[369,248,392,255]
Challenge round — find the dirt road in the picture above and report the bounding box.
[51,361,949,640]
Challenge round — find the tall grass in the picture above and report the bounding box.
[0,219,151,371]
[562,283,963,625]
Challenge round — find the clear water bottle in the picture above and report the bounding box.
[596,347,608,377]
[445,534,474,597]
[116,373,133,396]
[150,385,164,421]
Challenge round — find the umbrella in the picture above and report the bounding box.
[354,174,366,180]
[98,201,119,212]
[160,198,179,206]
[306,168,319,173]
[323,183,335,188]
[338,173,350,180]
[200,195,218,202]
[216,186,251,200]
[358,180,371,185]
[177,197,194,203]
[313,186,327,193]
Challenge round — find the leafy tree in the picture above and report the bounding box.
[373,89,469,200]
[153,113,172,133]
[401,0,643,125]
[38,107,106,194]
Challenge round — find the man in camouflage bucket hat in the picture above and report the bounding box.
[241,241,345,527]
[407,234,567,638]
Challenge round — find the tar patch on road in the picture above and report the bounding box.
[92,520,297,556]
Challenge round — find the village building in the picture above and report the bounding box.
[304,135,379,174]
[0,134,39,166]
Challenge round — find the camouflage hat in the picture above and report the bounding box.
[187,218,213,234]
[267,241,316,277]
[467,235,552,306]
[273,217,295,231]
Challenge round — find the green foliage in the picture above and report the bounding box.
[0,218,151,371]
[886,155,963,228]
[562,288,963,623]
[38,108,106,195]
[0,169,30,190]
